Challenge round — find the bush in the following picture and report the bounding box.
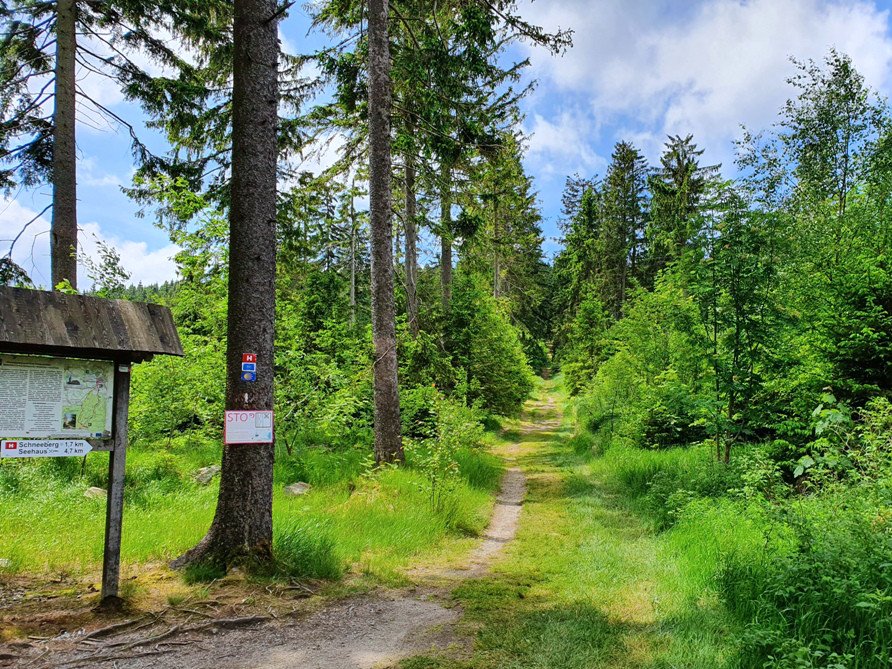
[274,443,370,487]
[402,388,491,525]
[401,385,440,440]
[640,375,708,449]
[598,443,741,529]
[130,334,225,441]
[719,489,892,668]
[566,431,600,457]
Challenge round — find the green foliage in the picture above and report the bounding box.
[182,560,227,584]
[273,437,370,487]
[402,384,491,525]
[574,284,708,450]
[449,273,535,416]
[130,336,225,441]
[825,257,892,403]
[83,239,131,298]
[719,490,892,668]
[559,288,610,395]
[640,375,708,450]
[454,447,502,491]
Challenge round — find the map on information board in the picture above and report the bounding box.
[0,354,114,439]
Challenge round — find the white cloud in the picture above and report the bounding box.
[519,0,892,165]
[525,110,606,178]
[79,157,127,188]
[0,198,179,289]
[78,223,180,287]
[0,197,53,286]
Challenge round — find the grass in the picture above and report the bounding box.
[0,431,502,585]
[401,375,892,668]
[401,376,740,668]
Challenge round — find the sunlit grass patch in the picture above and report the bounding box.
[0,438,499,585]
[402,378,738,669]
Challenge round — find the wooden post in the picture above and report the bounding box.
[101,363,131,603]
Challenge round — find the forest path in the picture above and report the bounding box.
[21,386,560,669]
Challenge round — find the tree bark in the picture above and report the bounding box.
[349,191,357,327]
[439,167,452,311]
[404,146,419,337]
[492,198,500,298]
[173,0,279,569]
[368,0,403,465]
[51,0,78,290]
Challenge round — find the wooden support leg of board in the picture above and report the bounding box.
[100,363,131,607]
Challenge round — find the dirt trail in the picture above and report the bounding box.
[461,467,525,577]
[13,395,558,669]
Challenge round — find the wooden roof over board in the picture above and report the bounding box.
[0,286,183,361]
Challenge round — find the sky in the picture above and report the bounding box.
[2,0,892,287]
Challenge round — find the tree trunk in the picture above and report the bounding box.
[51,0,78,290]
[404,146,418,337]
[349,192,357,327]
[368,0,403,465]
[172,0,279,569]
[439,168,452,311]
[492,198,500,298]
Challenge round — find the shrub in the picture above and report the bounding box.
[719,490,892,668]
[273,434,371,487]
[566,432,600,457]
[130,334,225,441]
[400,385,440,440]
[640,375,708,449]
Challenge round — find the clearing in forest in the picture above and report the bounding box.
[5,380,733,668]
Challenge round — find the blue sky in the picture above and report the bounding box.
[3,0,892,286]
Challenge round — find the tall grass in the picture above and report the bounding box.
[274,518,343,580]
[0,435,498,582]
[581,423,892,668]
[718,490,892,668]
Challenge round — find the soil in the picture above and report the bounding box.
[3,446,530,669]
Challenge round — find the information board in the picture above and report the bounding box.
[224,410,274,444]
[0,354,114,439]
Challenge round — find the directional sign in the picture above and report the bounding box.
[1,439,93,458]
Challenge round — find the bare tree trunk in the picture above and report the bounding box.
[404,144,418,337]
[368,0,403,465]
[492,198,500,298]
[439,167,452,311]
[51,0,78,290]
[173,0,279,569]
[349,190,357,326]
